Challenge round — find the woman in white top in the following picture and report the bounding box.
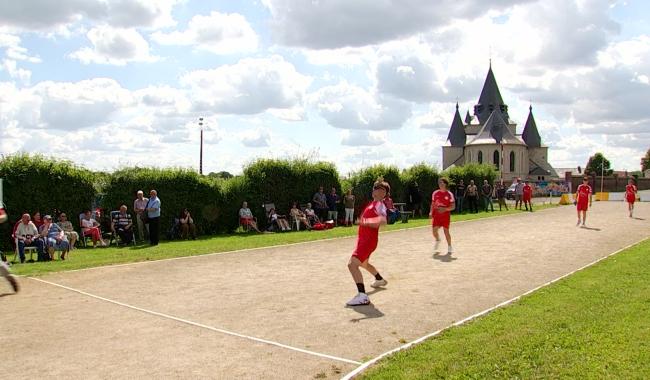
[81,210,106,247]
[238,201,260,232]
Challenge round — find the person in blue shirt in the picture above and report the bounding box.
[146,190,161,245]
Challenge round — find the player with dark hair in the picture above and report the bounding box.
[431,178,456,254]
[346,179,390,306]
[625,178,637,218]
[575,176,593,227]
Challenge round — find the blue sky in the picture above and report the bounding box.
[1,0,649,175]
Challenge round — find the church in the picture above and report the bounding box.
[442,65,558,181]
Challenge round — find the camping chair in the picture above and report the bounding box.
[238,216,257,232]
[110,210,135,246]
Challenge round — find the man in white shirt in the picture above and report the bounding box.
[15,213,45,263]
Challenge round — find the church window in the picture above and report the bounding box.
[493,150,499,168]
[509,151,515,172]
[478,151,483,164]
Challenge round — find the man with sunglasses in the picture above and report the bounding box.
[346,179,390,306]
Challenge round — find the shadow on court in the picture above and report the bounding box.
[433,252,458,262]
[348,303,384,323]
[580,226,602,231]
[632,217,645,221]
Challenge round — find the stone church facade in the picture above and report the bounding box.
[442,65,558,181]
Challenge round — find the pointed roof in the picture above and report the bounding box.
[467,110,523,146]
[447,103,466,147]
[522,105,542,147]
[473,64,510,124]
[464,110,472,125]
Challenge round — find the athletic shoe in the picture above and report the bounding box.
[434,240,441,252]
[346,293,370,306]
[7,275,19,293]
[447,246,454,254]
[371,279,387,288]
[576,220,581,226]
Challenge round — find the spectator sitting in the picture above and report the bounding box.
[112,205,134,245]
[312,186,328,221]
[303,203,320,225]
[383,193,400,224]
[57,213,78,249]
[15,213,46,263]
[290,202,312,230]
[81,210,106,248]
[40,215,70,260]
[179,208,197,240]
[32,211,44,230]
[238,201,261,232]
[268,207,291,232]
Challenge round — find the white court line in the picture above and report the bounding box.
[28,276,361,366]
[47,205,561,275]
[341,237,649,380]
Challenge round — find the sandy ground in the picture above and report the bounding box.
[1,202,648,379]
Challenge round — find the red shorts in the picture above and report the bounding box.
[432,212,451,229]
[626,193,636,203]
[577,199,589,211]
[352,239,378,263]
[523,194,532,202]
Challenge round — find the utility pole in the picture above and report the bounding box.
[199,117,204,175]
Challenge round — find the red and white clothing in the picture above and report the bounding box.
[352,201,387,263]
[576,183,592,211]
[522,184,533,202]
[431,190,455,229]
[626,184,637,203]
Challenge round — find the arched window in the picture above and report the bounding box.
[493,150,499,168]
[478,151,483,164]
[509,151,515,172]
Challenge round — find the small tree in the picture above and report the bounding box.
[586,153,613,176]
[641,148,650,172]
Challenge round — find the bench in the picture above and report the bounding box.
[393,203,413,223]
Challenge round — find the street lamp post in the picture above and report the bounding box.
[600,161,604,195]
[199,117,204,175]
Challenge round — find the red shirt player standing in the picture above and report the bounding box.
[346,180,390,306]
[522,181,533,212]
[575,176,592,227]
[625,178,638,218]
[431,178,455,254]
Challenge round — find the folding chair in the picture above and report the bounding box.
[13,237,37,263]
[110,210,135,246]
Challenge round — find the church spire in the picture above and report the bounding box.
[522,104,542,147]
[473,64,509,124]
[447,102,466,147]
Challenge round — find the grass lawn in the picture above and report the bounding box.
[9,203,557,276]
[359,238,650,380]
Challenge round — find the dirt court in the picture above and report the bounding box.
[1,202,648,379]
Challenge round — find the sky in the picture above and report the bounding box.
[0,0,648,176]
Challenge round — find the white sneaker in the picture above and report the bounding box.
[434,240,441,252]
[447,246,454,254]
[576,220,581,226]
[346,293,370,306]
[371,279,387,288]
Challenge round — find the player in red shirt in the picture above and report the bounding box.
[346,180,390,306]
[430,178,455,254]
[0,205,19,293]
[522,181,533,212]
[575,176,593,227]
[625,178,638,218]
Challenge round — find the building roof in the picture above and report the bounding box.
[529,158,559,177]
[467,110,524,146]
[521,105,542,147]
[447,103,467,147]
[473,65,510,124]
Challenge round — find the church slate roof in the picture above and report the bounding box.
[529,158,558,177]
[473,65,510,123]
[467,110,524,146]
[464,110,472,125]
[522,105,542,148]
[447,103,466,147]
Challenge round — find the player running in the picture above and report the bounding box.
[575,176,593,227]
[346,179,390,306]
[431,178,455,255]
[625,178,638,218]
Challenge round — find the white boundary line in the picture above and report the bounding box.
[341,237,649,379]
[28,276,361,366]
[46,204,561,275]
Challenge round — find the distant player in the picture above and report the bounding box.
[625,178,638,218]
[575,176,593,227]
[346,179,390,306]
[522,181,533,212]
[431,178,455,254]
[0,206,19,293]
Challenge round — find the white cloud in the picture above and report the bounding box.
[341,130,386,146]
[240,128,271,147]
[180,55,312,114]
[69,26,158,65]
[152,11,258,54]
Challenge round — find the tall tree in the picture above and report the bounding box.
[641,148,650,172]
[586,152,613,176]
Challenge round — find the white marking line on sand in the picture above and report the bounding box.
[28,277,361,366]
[52,205,560,275]
[341,236,649,380]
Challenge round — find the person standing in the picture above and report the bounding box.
[346,180,390,306]
[431,178,455,255]
[454,179,466,214]
[575,176,593,227]
[326,187,340,225]
[408,182,423,217]
[343,189,355,226]
[625,178,638,218]
[133,190,149,243]
[147,189,161,245]
[522,181,533,212]
[481,179,494,212]
[466,180,479,213]
[312,186,328,221]
[495,180,508,211]
[515,178,524,210]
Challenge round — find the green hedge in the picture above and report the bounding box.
[346,164,404,214]
[0,154,96,250]
[401,163,440,214]
[443,163,499,190]
[101,167,224,236]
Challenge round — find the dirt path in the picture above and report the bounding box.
[1,202,648,379]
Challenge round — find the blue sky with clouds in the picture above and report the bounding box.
[1,0,649,175]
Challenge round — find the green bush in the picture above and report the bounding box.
[346,164,404,214]
[101,167,223,236]
[443,163,499,189]
[0,154,96,250]
[401,163,440,214]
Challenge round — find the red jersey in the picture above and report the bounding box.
[353,201,387,262]
[626,184,637,203]
[523,184,533,200]
[431,190,454,214]
[576,183,592,202]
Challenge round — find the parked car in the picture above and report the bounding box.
[505,183,517,200]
